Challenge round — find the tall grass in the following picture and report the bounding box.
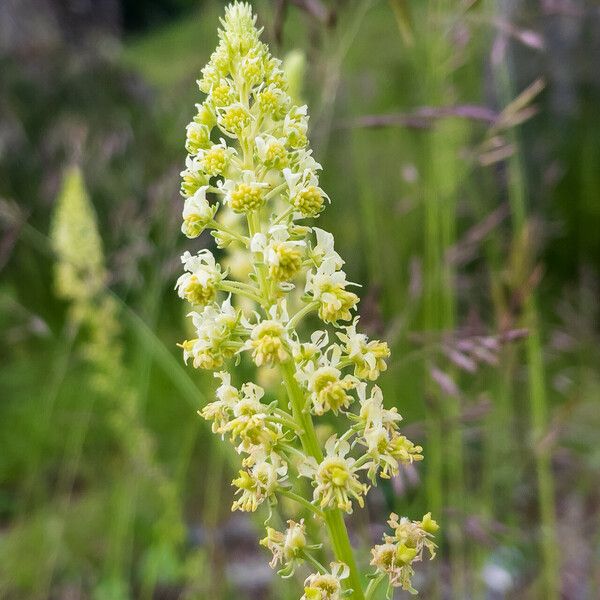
[414,3,468,595]
[491,10,560,592]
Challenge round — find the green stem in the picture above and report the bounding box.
[339,423,363,444]
[526,302,559,600]
[273,407,296,421]
[364,574,385,599]
[279,489,324,519]
[287,301,319,330]
[209,220,249,246]
[279,443,308,462]
[219,281,263,305]
[280,360,365,600]
[265,415,303,434]
[273,205,294,224]
[220,279,261,294]
[265,182,288,202]
[353,454,371,470]
[247,211,271,308]
[302,551,328,574]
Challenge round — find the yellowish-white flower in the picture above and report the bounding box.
[220,170,269,213]
[300,436,368,513]
[309,228,343,269]
[181,296,242,370]
[200,371,240,434]
[284,167,329,218]
[185,121,211,155]
[243,303,291,366]
[297,349,357,415]
[208,79,235,108]
[256,82,290,119]
[283,104,309,149]
[370,513,438,593]
[181,186,217,238]
[180,155,209,198]
[255,134,289,170]
[353,383,422,481]
[215,370,240,403]
[361,426,423,482]
[308,365,356,415]
[175,250,223,306]
[260,519,311,576]
[336,319,390,381]
[199,138,237,177]
[250,224,305,285]
[387,512,439,552]
[301,562,349,600]
[292,148,322,173]
[194,101,217,128]
[291,329,330,365]
[222,382,282,454]
[231,451,287,512]
[247,319,288,366]
[218,2,261,49]
[305,258,359,324]
[356,382,402,433]
[217,102,252,138]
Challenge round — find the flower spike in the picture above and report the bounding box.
[174,4,437,598]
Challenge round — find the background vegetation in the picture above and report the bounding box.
[1,0,599,598]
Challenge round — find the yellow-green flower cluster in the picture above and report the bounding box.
[51,166,107,306]
[175,4,437,597]
[370,513,439,595]
[301,562,349,600]
[260,519,322,578]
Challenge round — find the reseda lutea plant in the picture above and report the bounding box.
[176,4,438,598]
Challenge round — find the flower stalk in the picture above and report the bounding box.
[281,360,364,598]
[174,4,438,597]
